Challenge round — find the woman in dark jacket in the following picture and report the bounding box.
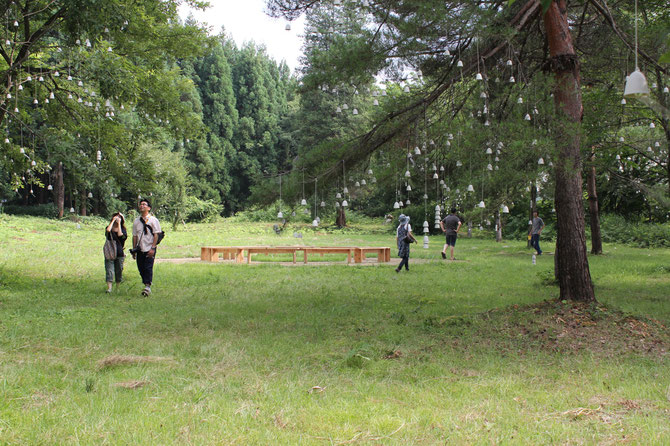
[105,213,127,293]
[395,214,415,272]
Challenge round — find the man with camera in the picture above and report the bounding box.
[131,198,161,296]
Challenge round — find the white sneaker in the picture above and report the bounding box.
[141,286,151,296]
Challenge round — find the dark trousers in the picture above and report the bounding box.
[531,234,542,254]
[136,251,155,285]
[397,255,409,271]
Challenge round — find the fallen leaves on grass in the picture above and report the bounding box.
[308,385,326,393]
[114,380,149,389]
[450,300,670,358]
[97,354,174,370]
[383,350,402,359]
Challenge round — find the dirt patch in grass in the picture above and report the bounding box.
[449,300,669,358]
[97,354,174,370]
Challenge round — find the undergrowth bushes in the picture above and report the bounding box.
[596,214,670,248]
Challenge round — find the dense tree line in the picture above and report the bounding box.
[0,2,297,220]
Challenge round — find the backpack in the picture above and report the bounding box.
[103,237,117,260]
[141,218,165,246]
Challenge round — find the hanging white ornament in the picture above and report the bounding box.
[342,200,348,207]
[509,76,515,83]
[524,113,531,121]
[404,170,411,178]
[456,60,463,67]
[467,184,474,192]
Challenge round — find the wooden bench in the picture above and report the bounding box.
[355,246,391,263]
[201,246,390,264]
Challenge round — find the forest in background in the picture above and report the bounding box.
[1,0,668,235]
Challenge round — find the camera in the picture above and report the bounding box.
[129,247,139,255]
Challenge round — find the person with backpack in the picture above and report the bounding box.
[131,198,162,296]
[104,212,127,293]
[440,208,462,261]
[395,214,416,273]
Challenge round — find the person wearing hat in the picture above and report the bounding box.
[104,212,127,293]
[395,214,416,272]
[131,198,161,296]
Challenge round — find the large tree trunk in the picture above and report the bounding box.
[54,162,65,218]
[335,207,346,227]
[544,0,595,302]
[587,153,603,255]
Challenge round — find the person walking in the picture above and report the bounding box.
[104,213,127,293]
[440,208,462,260]
[530,211,545,255]
[395,214,415,273]
[131,198,161,296]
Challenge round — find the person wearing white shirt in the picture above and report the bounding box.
[132,198,161,296]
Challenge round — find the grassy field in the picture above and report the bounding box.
[0,214,668,444]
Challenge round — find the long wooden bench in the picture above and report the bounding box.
[200,246,390,264]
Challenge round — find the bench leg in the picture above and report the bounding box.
[354,249,362,263]
[347,252,351,264]
[304,250,308,264]
[236,249,244,263]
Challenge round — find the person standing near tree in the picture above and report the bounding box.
[131,198,161,296]
[440,208,462,261]
[530,211,545,255]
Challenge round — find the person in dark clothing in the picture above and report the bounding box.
[530,211,545,255]
[104,213,127,293]
[395,214,415,272]
[440,208,462,260]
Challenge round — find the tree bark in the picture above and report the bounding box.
[544,0,596,302]
[495,211,502,242]
[587,153,603,255]
[335,207,346,227]
[54,162,64,218]
[528,184,537,248]
[79,189,87,216]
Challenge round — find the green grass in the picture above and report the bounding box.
[0,214,668,444]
